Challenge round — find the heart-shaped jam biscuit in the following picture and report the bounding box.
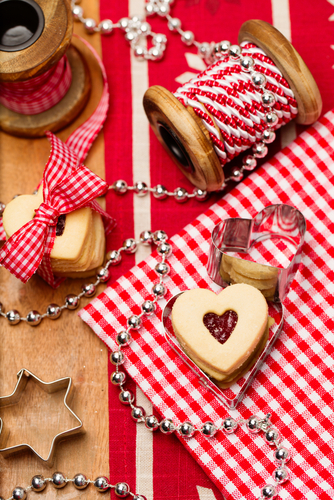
[2,185,105,277]
[171,283,269,387]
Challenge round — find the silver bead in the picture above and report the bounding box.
[153,33,167,45]
[140,22,151,35]
[127,314,142,330]
[168,17,181,31]
[140,230,153,245]
[82,283,96,297]
[119,390,134,405]
[133,496,147,500]
[193,187,208,201]
[148,46,163,61]
[84,18,97,33]
[262,91,276,108]
[145,415,160,431]
[240,55,254,72]
[99,19,113,34]
[26,310,42,326]
[261,484,277,498]
[158,3,170,16]
[252,142,268,159]
[110,350,125,365]
[153,230,168,244]
[125,30,138,43]
[222,417,238,434]
[265,112,279,127]
[265,427,280,445]
[131,406,146,422]
[160,418,176,434]
[6,310,20,325]
[213,40,230,60]
[122,238,137,254]
[113,180,128,194]
[230,168,244,182]
[46,303,61,319]
[181,31,194,46]
[198,42,212,59]
[273,466,289,484]
[96,266,110,283]
[65,294,80,310]
[116,331,132,347]
[246,415,261,434]
[119,17,130,30]
[275,446,290,463]
[242,155,257,171]
[142,300,155,316]
[115,482,130,497]
[13,487,26,500]
[111,371,126,385]
[251,72,267,88]
[134,46,148,60]
[31,475,47,492]
[145,3,157,15]
[179,422,195,438]
[153,184,168,199]
[201,421,217,437]
[106,249,122,265]
[262,129,276,144]
[229,44,241,60]
[134,181,149,197]
[154,261,170,276]
[152,282,167,297]
[72,5,83,19]
[73,473,88,490]
[94,477,110,492]
[156,242,172,258]
[52,472,67,489]
[174,187,188,203]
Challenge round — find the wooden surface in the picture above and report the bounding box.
[0,1,110,497]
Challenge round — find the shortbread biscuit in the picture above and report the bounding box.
[171,284,269,377]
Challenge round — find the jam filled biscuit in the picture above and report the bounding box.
[2,185,105,278]
[171,284,270,387]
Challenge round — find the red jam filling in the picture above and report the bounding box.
[203,310,238,345]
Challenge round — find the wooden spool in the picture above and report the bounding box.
[0,0,91,137]
[143,20,322,192]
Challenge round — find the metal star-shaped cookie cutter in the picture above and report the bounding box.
[0,369,84,466]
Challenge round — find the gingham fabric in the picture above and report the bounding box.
[0,55,72,115]
[80,110,334,499]
[0,132,115,286]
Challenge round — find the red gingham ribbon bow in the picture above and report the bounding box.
[0,132,114,286]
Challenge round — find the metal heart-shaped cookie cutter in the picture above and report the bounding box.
[163,204,306,409]
[207,204,306,302]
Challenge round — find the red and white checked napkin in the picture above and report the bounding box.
[80,110,334,499]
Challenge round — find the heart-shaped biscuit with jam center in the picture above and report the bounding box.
[2,185,105,276]
[171,283,268,380]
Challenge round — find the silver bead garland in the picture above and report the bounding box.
[3,472,148,500]
[0,230,168,326]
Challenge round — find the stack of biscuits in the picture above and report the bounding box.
[220,254,278,301]
[2,185,105,278]
[171,284,273,389]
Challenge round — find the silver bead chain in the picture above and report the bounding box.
[5,472,147,500]
[0,228,169,326]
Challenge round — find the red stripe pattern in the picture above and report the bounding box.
[80,110,334,499]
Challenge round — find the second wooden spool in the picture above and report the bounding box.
[143,20,322,192]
